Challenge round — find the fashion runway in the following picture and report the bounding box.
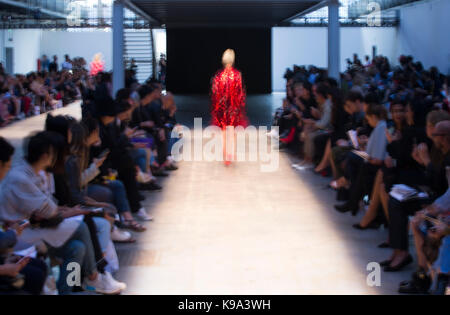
[0,96,412,294]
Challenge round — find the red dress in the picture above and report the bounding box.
[211,67,248,129]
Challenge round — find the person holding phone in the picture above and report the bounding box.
[0,137,47,295]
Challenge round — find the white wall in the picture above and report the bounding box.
[397,0,450,75]
[40,29,113,71]
[272,27,398,91]
[0,29,42,74]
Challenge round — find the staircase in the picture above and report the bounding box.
[124,29,155,83]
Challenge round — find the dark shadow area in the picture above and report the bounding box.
[167,28,271,94]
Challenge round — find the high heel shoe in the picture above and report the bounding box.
[379,259,392,267]
[378,241,390,249]
[384,255,413,272]
[353,221,380,230]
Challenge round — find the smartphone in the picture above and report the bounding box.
[16,255,30,266]
[98,149,110,159]
[18,219,29,227]
[90,208,104,214]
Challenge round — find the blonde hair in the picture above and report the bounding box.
[222,49,235,66]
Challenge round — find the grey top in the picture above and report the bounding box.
[366,120,388,160]
[315,98,332,130]
[0,160,81,248]
[0,160,58,222]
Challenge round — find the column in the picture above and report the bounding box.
[113,0,124,96]
[328,0,340,81]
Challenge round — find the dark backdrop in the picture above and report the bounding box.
[166,28,271,94]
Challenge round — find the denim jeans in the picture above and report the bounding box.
[87,181,130,214]
[130,148,148,173]
[168,134,180,155]
[104,180,131,213]
[435,236,450,274]
[49,222,97,295]
[92,217,111,254]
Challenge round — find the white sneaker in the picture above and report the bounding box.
[83,272,122,295]
[291,163,314,171]
[111,226,132,242]
[137,170,153,184]
[135,208,153,221]
[103,271,127,291]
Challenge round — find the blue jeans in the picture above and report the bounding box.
[92,217,110,254]
[104,180,131,213]
[130,148,148,173]
[49,222,97,295]
[435,236,450,274]
[168,134,180,155]
[87,181,130,214]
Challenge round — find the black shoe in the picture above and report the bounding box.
[352,223,368,230]
[336,188,349,201]
[398,269,431,294]
[378,241,390,249]
[334,203,351,213]
[152,168,169,177]
[384,255,413,272]
[165,164,178,171]
[334,202,358,214]
[139,182,162,191]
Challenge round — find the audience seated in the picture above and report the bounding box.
[0,54,85,127]
[1,49,448,294]
[274,53,450,294]
[0,55,180,294]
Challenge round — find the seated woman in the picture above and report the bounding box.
[46,115,130,272]
[114,95,162,191]
[95,99,153,221]
[380,111,450,272]
[334,104,388,215]
[66,122,138,241]
[330,92,377,188]
[314,87,346,174]
[301,83,332,165]
[399,121,450,293]
[0,132,124,295]
[80,117,147,232]
[354,100,427,230]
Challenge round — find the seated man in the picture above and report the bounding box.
[334,104,388,215]
[0,132,124,295]
[0,137,47,295]
[131,84,171,175]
